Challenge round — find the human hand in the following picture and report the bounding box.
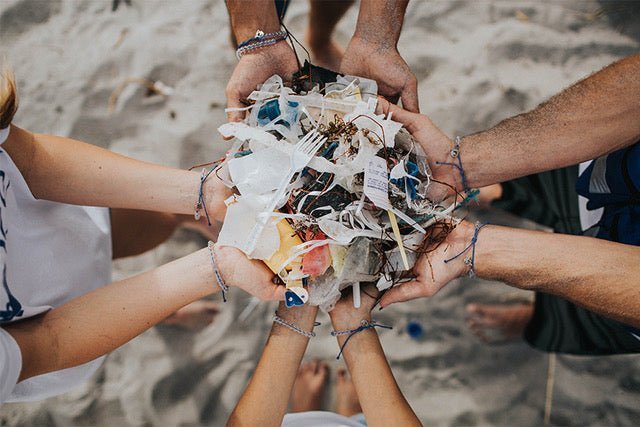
[340,35,419,112]
[225,41,299,122]
[204,173,233,223]
[377,97,459,202]
[214,244,285,301]
[379,221,476,308]
[329,284,380,329]
[272,300,319,337]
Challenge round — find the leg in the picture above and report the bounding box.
[289,359,329,412]
[111,209,219,259]
[465,302,534,344]
[524,293,640,355]
[335,367,362,418]
[163,299,220,331]
[306,0,354,71]
[111,208,181,259]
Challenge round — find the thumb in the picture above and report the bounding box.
[225,82,247,122]
[400,78,420,113]
[225,99,247,123]
[223,96,246,140]
[264,282,286,301]
[379,280,426,308]
[376,96,421,134]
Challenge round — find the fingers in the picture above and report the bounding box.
[224,90,247,124]
[379,280,427,308]
[376,97,421,134]
[264,282,286,301]
[400,76,420,113]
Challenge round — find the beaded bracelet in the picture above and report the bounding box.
[207,241,229,302]
[236,29,288,59]
[435,136,472,196]
[331,319,393,359]
[272,312,320,338]
[195,168,215,226]
[443,222,488,277]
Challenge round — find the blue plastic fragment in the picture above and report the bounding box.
[390,160,420,200]
[233,150,253,158]
[285,289,306,307]
[406,320,424,339]
[257,99,281,126]
[321,141,339,159]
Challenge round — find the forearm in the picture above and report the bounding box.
[332,319,420,426]
[354,0,409,47]
[4,126,225,216]
[228,305,318,427]
[475,225,640,328]
[226,0,281,42]
[5,248,217,382]
[461,54,640,188]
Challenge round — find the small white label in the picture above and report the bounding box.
[364,156,390,210]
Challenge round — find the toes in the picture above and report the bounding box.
[318,361,329,379]
[337,368,347,382]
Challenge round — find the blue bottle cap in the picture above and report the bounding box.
[406,321,424,339]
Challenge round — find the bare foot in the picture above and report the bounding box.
[290,360,329,412]
[465,302,534,344]
[180,216,220,242]
[336,367,361,417]
[162,300,220,331]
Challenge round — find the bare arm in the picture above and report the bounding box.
[226,0,282,43]
[462,54,640,187]
[4,244,283,382]
[2,126,229,219]
[380,222,640,329]
[228,303,318,426]
[341,0,418,111]
[330,288,421,427]
[224,0,298,122]
[378,54,640,197]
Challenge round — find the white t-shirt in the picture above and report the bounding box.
[282,411,366,427]
[0,127,112,403]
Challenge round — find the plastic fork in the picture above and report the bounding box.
[243,131,327,254]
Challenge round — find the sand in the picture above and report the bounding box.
[1,0,639,425]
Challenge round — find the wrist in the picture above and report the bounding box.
[234,23,282,43]
[472,225,519,285]
[431,136,469,197]
[349,33,398,52]
[273,304,319,338]
[276,302,318,324]
[212,243,235,287]
[203,173,231,223]
[330,312,372,332]
[445,221,478,278]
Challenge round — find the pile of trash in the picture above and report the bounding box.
[215,69,462,310]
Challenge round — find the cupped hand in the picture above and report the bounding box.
[225,41,299,122]
[340,36,419,112]
[379,221,475,308]
[376,97,459,202]
[214,244,285,301]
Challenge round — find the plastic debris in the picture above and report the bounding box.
[216,69,464,310]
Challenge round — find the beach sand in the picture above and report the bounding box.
[1,0,639,425]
